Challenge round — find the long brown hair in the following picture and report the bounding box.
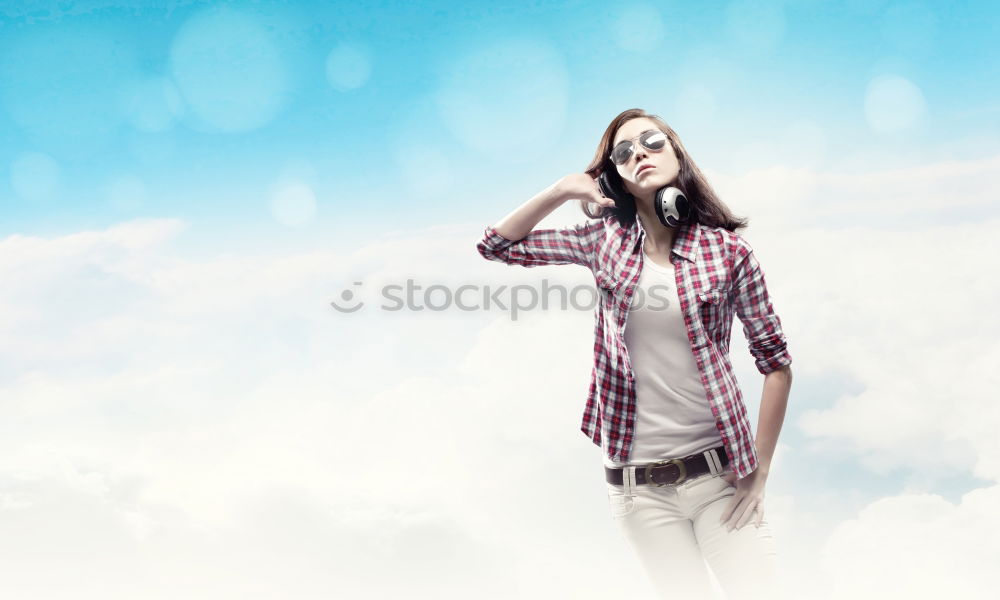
[581,108,749,232]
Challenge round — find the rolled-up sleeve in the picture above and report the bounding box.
[475,219,605,270]
[731,241,792,375]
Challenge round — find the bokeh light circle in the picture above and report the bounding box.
[107,174,148,210]
[10,152,61,200]
[864,74,927,133]
[326,43,372,91]
[168,6,289,132]
[270,182,317,226]
[613,4,665,52]
[0,24,138,158]
[435,38,569,162]
[725,0,786,51]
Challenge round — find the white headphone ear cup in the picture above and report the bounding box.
[654,187,690,228]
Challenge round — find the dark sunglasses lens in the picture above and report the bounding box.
[641,131,667,150]
[611,132,666,165]
[611,142,632,165]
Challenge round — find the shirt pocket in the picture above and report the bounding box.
[696,287,728,333]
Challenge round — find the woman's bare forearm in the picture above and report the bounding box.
[491,180,567,241]
[755,365,792,475]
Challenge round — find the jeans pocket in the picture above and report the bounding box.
[692,475,736,516]
[607,487,638,519]
[681,471,719,490]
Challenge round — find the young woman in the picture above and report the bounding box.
[475,108,793,600]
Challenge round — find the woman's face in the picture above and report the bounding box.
[612,117,681,200]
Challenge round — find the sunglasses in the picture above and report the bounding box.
[610,129,668,166]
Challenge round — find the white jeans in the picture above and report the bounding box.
[606,468,786,600]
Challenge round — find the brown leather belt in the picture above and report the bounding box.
[605,445,729,487]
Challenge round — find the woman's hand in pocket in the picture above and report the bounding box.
[718,466,768,531]
[720,466,738,488]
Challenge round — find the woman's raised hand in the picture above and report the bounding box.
[557,173,616,209]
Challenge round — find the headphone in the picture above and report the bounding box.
[597,170,691,228]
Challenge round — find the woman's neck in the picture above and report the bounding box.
[636,205,677,254]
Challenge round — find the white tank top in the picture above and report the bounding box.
[602,247,723,468]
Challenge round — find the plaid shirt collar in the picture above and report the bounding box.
[629,212,701,264]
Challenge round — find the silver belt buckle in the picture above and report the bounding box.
[645,458,687,486]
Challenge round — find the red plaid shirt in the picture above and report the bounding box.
[475,213,792,479]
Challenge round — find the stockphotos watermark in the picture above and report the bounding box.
[330,278,672,321]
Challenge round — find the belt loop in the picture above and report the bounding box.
[623,465,635,494]
[704,449,722,475]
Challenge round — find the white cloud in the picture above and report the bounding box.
[2,151,998,597]
[711,153,1000,230]
[709,157,1000,483]
[0,215,629,599]
[821,485,1000,599]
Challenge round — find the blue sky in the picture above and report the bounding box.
[1,0,998,244]
[2,2,999,599]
